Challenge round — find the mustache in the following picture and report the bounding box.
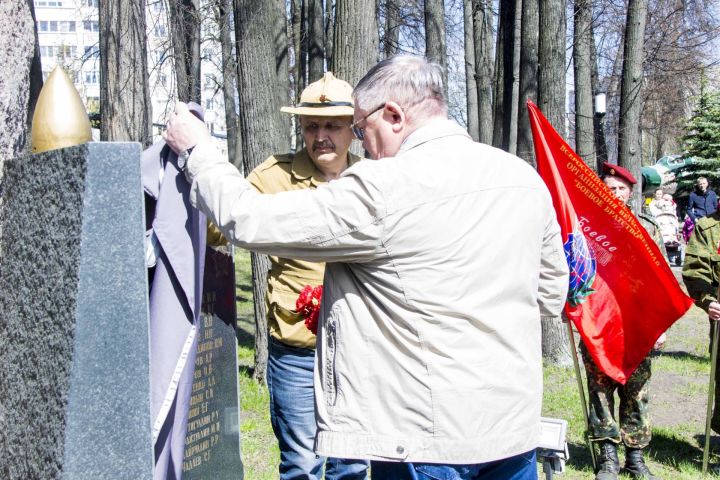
[313,140,335,151]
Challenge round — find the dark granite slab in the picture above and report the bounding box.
[0,142,153,479]
[183,245,244,480]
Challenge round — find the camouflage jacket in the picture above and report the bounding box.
[683,211,720,313]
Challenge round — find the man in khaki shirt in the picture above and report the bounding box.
[247,73,367,480]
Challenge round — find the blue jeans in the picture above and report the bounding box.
[267,337,369,480]
[370,450,537,480]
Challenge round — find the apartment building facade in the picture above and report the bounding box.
[34,0,229,147]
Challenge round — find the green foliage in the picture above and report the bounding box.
[684,90,720,162]
[676,89,720,198]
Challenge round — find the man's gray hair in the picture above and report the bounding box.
[353,55,447,117]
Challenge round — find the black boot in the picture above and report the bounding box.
[595,441,620,480]
[624,447,660,479]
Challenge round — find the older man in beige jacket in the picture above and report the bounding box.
[165,55,568,479]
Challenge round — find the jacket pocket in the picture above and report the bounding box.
[324,312,339,407]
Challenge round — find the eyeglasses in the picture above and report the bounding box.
[350,103,386,140]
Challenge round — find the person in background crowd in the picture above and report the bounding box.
[647,189,666,217]
[687,177,718,223]
[651,193,683,265]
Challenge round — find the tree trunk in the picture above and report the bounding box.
[517,0,538,164]
[333,0,378,156]
[290,0,303,93]
[234,0,290,383]
[618,0,648,212]
[27,0,43,137]
[573,0,594,165]
[463,0,479,140]
[538,0,569,364]
[299,0,308,89]
[538,0,566,134]
[167,0,201,104]
[290,0,304,150]
[332,3,378,86]
[0,0,38,168]
[590,23,608,173]
[0,0,40,251]
[383,0,401,58]
[215,0,242,169]
[424,0,447,98]
[325,0,334,66]
[472,0,493,144]
[99,0,151,144]
[307,0,324,81]
[492,0,515,150]
[507,0,521,155]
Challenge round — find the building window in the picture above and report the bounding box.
[84,71,99,85]
[40,46,57,58]
[39,45,75,59]
[35,1,64,7]
[38,21,56,32]
[154,24,166,36]
[84,0,98,7]
[84,45,100,58]
[83,20,99,32]
[205,98,214,110]
[59,45,76,59]
[59,21,75,32]
[38,20,74,32]
[158,73,167,87]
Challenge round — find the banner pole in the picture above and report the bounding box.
[703,318,719,474]
[566,319,597,471]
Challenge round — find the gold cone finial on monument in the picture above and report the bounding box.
[31,66,92,153]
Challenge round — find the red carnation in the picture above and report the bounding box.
[295,285,323,335]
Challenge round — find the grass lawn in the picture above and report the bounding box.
[234,251,720,478]
[235,250,280,479]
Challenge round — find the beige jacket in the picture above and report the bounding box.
[246,149,362,348]
[188,119,569,463]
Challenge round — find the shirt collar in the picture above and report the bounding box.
[397,118,471,155]
[291,148,362,185]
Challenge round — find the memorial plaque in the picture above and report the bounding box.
[183,244,244,479]
[0,143,153,479]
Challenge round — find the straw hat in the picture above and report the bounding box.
[281,72,354,117]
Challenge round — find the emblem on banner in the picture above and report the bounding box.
[564,226,597,306]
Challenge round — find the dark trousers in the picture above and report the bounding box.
[370,450,537,479]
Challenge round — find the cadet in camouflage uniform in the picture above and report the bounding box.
[682,210,720,435]
[582,163,665,480]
